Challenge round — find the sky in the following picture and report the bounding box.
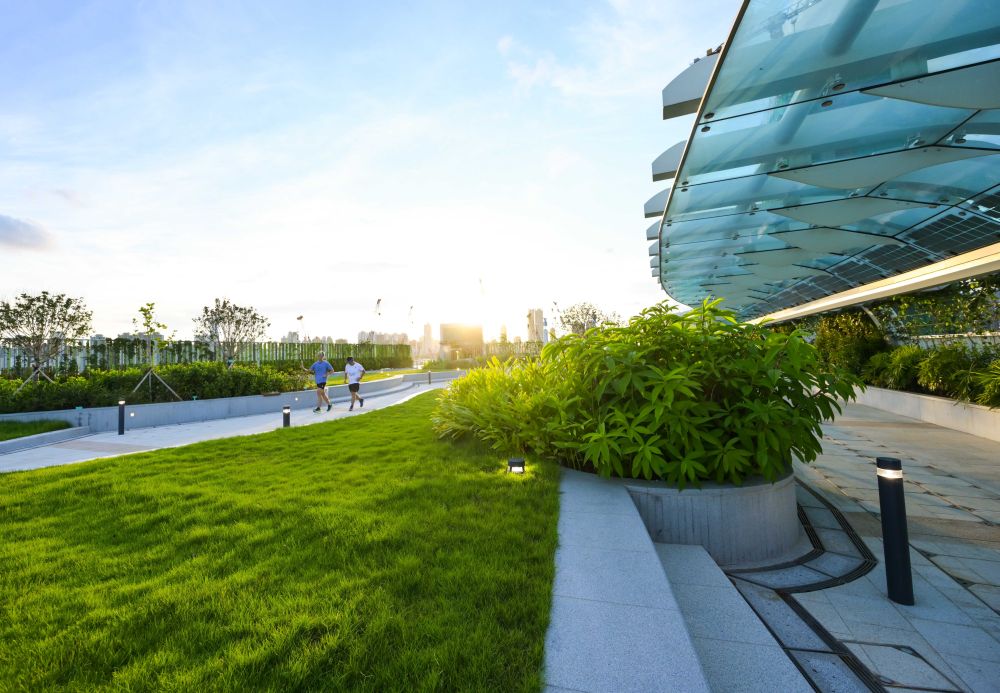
[1,0,741,341]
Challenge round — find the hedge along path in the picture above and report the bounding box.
[0,392,560,692]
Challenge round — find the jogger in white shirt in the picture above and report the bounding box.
[344,356,366,411]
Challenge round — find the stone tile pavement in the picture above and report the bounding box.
[794,402,1000,692]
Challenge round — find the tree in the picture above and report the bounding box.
[557,302,622,335]
[193,298,270,366]
[132,302,174,369]
[0,291,92,379]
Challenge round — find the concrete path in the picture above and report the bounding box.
[0,382,447,473]
[795,402,1000,692]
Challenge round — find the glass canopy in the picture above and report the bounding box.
[651,0,1000,319]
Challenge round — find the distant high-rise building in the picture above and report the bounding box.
[527,309,546,342]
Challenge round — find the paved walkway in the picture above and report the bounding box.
[794,402,1000,692]
[0,382,447,473]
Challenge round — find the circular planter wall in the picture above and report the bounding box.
[621,473,801,567]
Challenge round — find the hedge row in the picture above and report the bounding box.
[0,363,307,414]
[807,311,1000,408]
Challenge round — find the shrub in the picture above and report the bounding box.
[434,300,860,488]
[883,345,925,392]
[916,342,978,399]
[813,311,888,374]
[975,359,1000,409]
[0,363,307,414]
[862,352,893,388]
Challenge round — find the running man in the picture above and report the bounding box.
[344,356,366,411]
[306,352,334,412]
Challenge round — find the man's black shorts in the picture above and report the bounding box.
[315,381,327,389]
[348,383,360,392]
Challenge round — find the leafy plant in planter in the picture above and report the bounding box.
[434,300,860,488]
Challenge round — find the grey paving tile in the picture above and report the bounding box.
[732,580,828,650]
[828,591,915,630]
[932,555,993,584]
[653,543,732,589]
[552,545,679,611]
[788,650,871,692]
[805,552,866,578]
[544,595,708,693]
[969,583,1000,611]
[912,538,1000,562]
[958,557,1000,586]
[692,637,811,693]
[927,505,985,522]
[910,619,1000,662]
[741,565,830,589]
[671,582,777,646]
[907,492,958,509]
[815,527,862,556]
[803,505,842,530]
[948,497,1000,513]
[845,643,959,691]
[835,621,965,686]
[947,655,1000,693]
[557,510,653,552]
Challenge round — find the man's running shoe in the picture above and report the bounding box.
[359,398,364,408]
[326,404,332,412]
[348,406,354,411]
[313,407,321,413]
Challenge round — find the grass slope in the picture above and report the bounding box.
[0,392,559,691]
[0,420,71,442]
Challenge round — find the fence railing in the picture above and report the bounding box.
[0,339,412,374]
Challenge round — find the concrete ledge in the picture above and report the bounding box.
[0,371,464,433]
[624,474,802,567]
[854,386,1000,443]
[544,469,709,692]
[0,426,92,455]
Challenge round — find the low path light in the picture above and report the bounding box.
[118,400,126,436]
[876,456,914,605]
[283,405,291,428]
[507,457,526,474]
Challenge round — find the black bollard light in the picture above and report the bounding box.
[876,457,914,605]
[118,400,126,436]
[282,405,291,428]
[427,371,432,385]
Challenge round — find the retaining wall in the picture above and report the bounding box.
[854,386,1000,444]
[623,474,801,567]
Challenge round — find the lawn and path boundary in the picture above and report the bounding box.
[0,391,560,691]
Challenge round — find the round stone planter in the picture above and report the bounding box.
[620,473,801,567]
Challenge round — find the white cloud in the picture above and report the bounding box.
[0,214,52,249]
[501,0,740,98]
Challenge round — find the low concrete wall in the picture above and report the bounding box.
[0,425,92,455]
[0,370,464,433]
[623,474,801,567]
[854,386,1000,444]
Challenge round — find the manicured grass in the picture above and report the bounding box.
[0,419,71,442]
[0,392,559,691]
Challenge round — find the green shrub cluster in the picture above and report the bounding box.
[433,301,859,487]
[0,363,307,414]
[814,311,888,373]
[859,341,1000,406]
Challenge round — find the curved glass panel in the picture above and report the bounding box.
[872,154,1000,204]
[704,0,1000,123]
[667,175,851,223]
[682,92,973,185]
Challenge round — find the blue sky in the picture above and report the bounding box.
[1,0,740,340]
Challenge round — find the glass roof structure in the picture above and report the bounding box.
[649,0,1000,320]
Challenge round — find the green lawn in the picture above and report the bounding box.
[0,392,559,691]
[0,419,71,442]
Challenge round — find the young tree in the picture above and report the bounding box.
[132,302,174,368]
[557,302,622,335]
[0,291,92,379]
[193,298,270,366]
